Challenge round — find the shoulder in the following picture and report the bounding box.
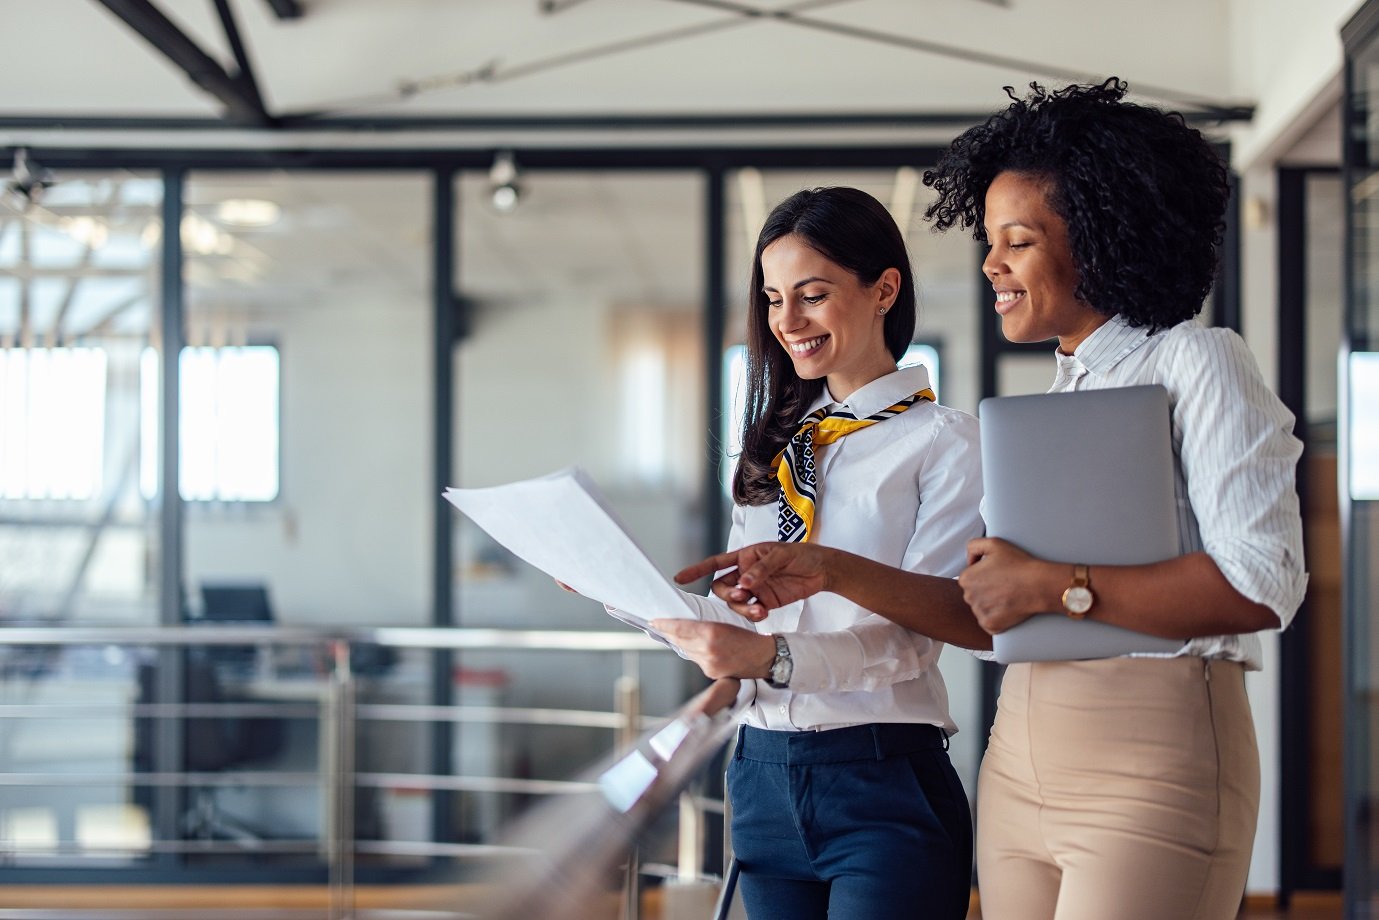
[929,401,980,437]
[1152,320,1265,395]
[892,400,981,462]
[1157,320,1257,372]
[1152,322,1295,441]
[890,398,979,437]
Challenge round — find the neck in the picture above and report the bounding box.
[1056,311,1112,356]
[826,358,898,403]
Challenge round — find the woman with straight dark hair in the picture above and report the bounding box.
[675,81,1306,920]
[618,186,985,919]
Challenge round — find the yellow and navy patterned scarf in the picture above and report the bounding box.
[772,387,935,543]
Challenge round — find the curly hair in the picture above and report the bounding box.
[923,78,1230,331]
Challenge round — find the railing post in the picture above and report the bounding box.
[678,788,703,881]
[325,639,356,920]
[615,651,642,920]
[665,781,720,920]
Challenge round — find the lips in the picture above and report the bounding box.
[994,289,1026,315]
[788,334,829,357]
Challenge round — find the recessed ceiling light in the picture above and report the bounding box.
[215,198,281,228]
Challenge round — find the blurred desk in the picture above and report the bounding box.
[215,666,426,845]
[232,675,331,703]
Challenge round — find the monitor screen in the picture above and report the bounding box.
[199,583,274,623]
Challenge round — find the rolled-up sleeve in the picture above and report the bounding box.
[1167,328,1308,627]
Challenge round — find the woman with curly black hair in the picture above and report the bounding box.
[675,80,1306,920]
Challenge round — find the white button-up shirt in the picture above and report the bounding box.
[1035,315,1307,670]
[671,364,984,733]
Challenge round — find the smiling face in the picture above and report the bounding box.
[981,171,1108,353]
[759,233,900,401]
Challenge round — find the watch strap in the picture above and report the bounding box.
[1062,564,1094,618]
[766,634,793,688]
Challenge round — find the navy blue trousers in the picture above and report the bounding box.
[727,723,972,920]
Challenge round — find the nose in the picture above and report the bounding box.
[776,300,806,332]
[981,245,1001,282]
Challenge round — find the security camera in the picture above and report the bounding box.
[4,149,55,209]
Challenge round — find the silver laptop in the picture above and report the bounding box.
[979,384,1184,663]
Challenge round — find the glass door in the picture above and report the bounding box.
[1342,4,1379,913]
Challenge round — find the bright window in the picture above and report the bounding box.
[720,342,940,492]
[1351,351,1379,501]
[0,347,107,500]
[140,346,280,502]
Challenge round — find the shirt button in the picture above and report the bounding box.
[779,705,788,715]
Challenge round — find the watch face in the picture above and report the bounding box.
[1063,586,1094,615]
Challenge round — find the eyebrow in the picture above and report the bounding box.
[763,276,834,293]
[986,220,1037,233]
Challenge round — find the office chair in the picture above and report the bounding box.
[196,583,275,673]
[134,653,285,845]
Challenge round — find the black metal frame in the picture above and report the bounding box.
[1276,165,1344,901]
[1341,4,1379,913]
[153,166,187,868]
[92,0,271,126]
[431,166,458,848]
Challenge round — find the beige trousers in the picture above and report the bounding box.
[976,657,1260,920]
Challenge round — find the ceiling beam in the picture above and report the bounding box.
[211,0,268,119]
[539,0,597,12]
[92,0,272,126]
[262,0,302,19]
[0,104,1256,133]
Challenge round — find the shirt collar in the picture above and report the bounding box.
[1060,314,1154,377]
[802,364,933,419]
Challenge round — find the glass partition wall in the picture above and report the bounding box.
[1344,4,1379,914]
[179,172,434,862]
[452,170,706,851]
[0,151,1001,893]
[0,171,162,866]
[0,171,163,627]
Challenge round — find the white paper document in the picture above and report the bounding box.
[443,467,693,625]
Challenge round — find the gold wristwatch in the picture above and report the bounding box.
[1062,564,1094,618]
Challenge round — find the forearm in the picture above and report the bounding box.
[824,549,991,650]
[1023,551,1280,638]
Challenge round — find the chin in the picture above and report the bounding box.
[999,316,1030,344]
[1000,316,1046,345]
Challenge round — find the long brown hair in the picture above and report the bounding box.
[732,187,917,506]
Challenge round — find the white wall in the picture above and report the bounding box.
[1228,3,1358,892]
[185,294,432,626]
[1229,0,1363,172]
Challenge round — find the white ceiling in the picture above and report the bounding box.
[3,0,1247,149]
[0,0,1261,350]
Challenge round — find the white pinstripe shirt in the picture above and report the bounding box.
[1046,314,1307,670]
[613,365,986,732]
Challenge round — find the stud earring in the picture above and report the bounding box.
[878,308,887,315]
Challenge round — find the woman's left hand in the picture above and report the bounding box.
[959,537,1060,634]
[650,619,777,680]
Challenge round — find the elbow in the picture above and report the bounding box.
[1233,601,1283,635]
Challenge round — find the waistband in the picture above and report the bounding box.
[735,722,948,765]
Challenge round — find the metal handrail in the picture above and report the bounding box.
[0,625,666,651]
[0,625,730,920]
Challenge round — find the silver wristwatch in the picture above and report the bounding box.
[766,635,793,689]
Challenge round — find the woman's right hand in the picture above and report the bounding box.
[674,541,834,621]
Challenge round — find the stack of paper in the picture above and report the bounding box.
[443,467,693,626]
